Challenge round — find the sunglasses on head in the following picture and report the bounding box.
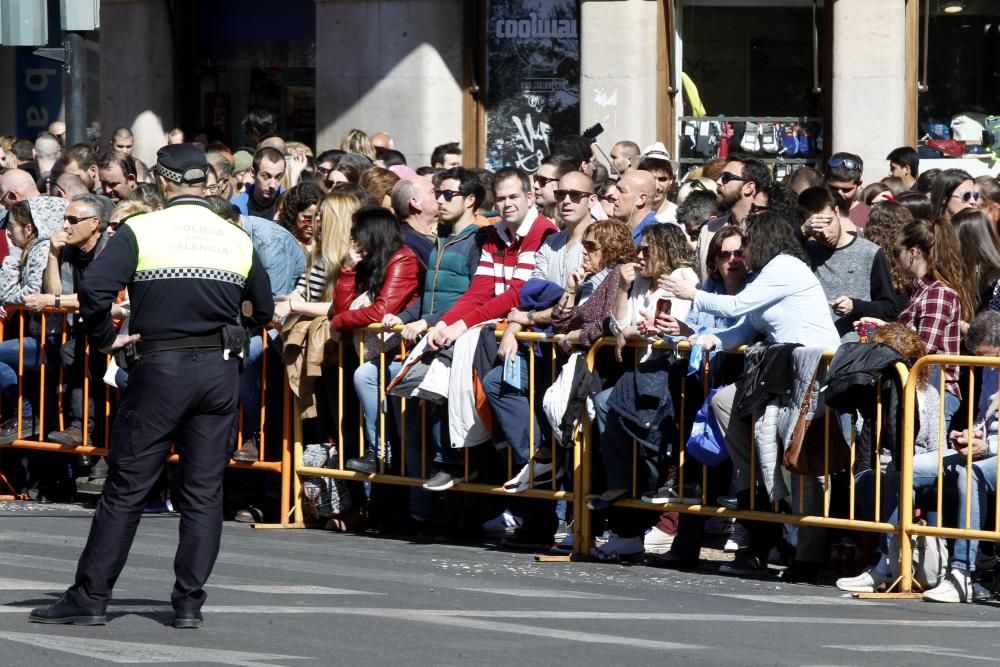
[827,156,861,171]
[952,190,980,203]
[718,249,745,261]
[435,189,463,202]
[719,172,748,185]
[553,189,593,203]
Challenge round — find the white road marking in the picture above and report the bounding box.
[455,587,640,600]
[0,578,65,590]
[825,645,1000,662]
[714,593,857,605]
[211,584,380,596]
[0,631,309,666]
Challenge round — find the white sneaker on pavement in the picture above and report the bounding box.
[835,567,895,593]
[724,522,749,553]
[923,569,973,603]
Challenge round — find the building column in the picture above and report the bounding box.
[580,0,660,150]
[830,0,906,181]
[99,0,173,165]
[315,0,463,167]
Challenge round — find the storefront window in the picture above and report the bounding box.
[920,1,1000,145]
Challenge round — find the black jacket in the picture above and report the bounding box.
[734,342,799,419]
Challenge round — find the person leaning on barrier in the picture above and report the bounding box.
[661,212,840,578]
[22,193,114,450]
[0,195,68,445]
[921,310,1000,603]
[29,143,274,629]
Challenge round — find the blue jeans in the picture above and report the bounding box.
[481,352,544,466]
[353,359,402,463]
[949,454,998,573]
[0,336,42,417]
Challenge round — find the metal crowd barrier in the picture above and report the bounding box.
[898,354,1000,594]
[289,326,916,565]
[0,305,294,525]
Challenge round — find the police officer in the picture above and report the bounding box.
[29,144,273,629]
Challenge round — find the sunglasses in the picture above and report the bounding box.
[64,214,97,225]
[637,245,651,256]
[554,189,593,204]
[719,172,748,185]
[300,214,314,223]
[827,157,862,171]
[316,166,332,176]
[718,249,745,261]
[951,190,980,203]
[435,189,463,202]
[582,239,601,252]
[748,203,768,216]
[688,180,709,192]
[533,174,559,188]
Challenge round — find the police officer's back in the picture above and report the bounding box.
[29,144,273,629]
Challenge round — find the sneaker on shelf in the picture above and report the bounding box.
[642,482,702,505]
[0,415,38,445]
[724,522,750,553]
[482,510,523,535]
[231,436,260,463]
[422,467,478,492]
[705,516,735,536]
[643,526,675,555]
[48,425,90,446]
[923,569,975,603]
[502,460,562,493]
[835,567,895,593]
[719,552,769,577]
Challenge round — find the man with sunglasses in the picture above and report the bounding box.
[26,194,113,451]
[824,151,868,229]
[533,154,577,221]
[798,186,898,341]
[694,157,770,278]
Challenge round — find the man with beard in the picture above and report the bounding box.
[694,157,770,278]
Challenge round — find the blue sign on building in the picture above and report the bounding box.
[15,48,63,139]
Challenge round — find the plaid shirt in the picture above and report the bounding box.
[898,275,961,397]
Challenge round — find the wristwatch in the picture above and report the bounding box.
[527,310,536,325]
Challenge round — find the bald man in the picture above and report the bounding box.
[390,174,439,266]
[55,173,90,200]
[34,135,61,180]
[609,169,657,245]
[371,132,393,149]
[1,169,41,208]
[609,140,640,175]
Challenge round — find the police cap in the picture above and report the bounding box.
[155,144,209,185]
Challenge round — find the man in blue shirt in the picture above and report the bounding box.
[608,169,657,246]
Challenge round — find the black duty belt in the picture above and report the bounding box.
[135,333,223,354]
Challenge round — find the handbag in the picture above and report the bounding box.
[686,387,728,466]
[301,443,352,520]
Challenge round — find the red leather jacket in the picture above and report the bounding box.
[331,245,422,332]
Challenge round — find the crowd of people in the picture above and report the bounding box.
[1,113,999,605]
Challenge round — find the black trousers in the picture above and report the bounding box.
[66,348,239,613]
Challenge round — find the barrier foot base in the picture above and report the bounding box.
[251,522,307,530]
[534,554,589,563]
[852,592,923,600]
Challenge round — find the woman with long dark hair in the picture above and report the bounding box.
[930,168,978,220]
[332,207,422,474]
[277,181,324,250]
[951,208,1000,315]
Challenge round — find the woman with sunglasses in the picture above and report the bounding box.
[930,168,978,220]
[277,181,324,251]
[0,196,67,445]
[332,207,423,475]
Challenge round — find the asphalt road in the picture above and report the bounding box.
[0,500,996,666]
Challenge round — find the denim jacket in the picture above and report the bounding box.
[239,215,305,297]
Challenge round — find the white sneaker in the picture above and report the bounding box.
[923,569,973,603]
[502,460,562,493]
[643,526,675,554]
[724,523,749,553]
[482,510,522,535]
[835,567,895,593]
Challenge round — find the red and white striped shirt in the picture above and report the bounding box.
[440,208,556,327]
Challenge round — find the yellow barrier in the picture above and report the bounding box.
[0,305,294,524]
[898,354,1000,594]
[290,326,917,566]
